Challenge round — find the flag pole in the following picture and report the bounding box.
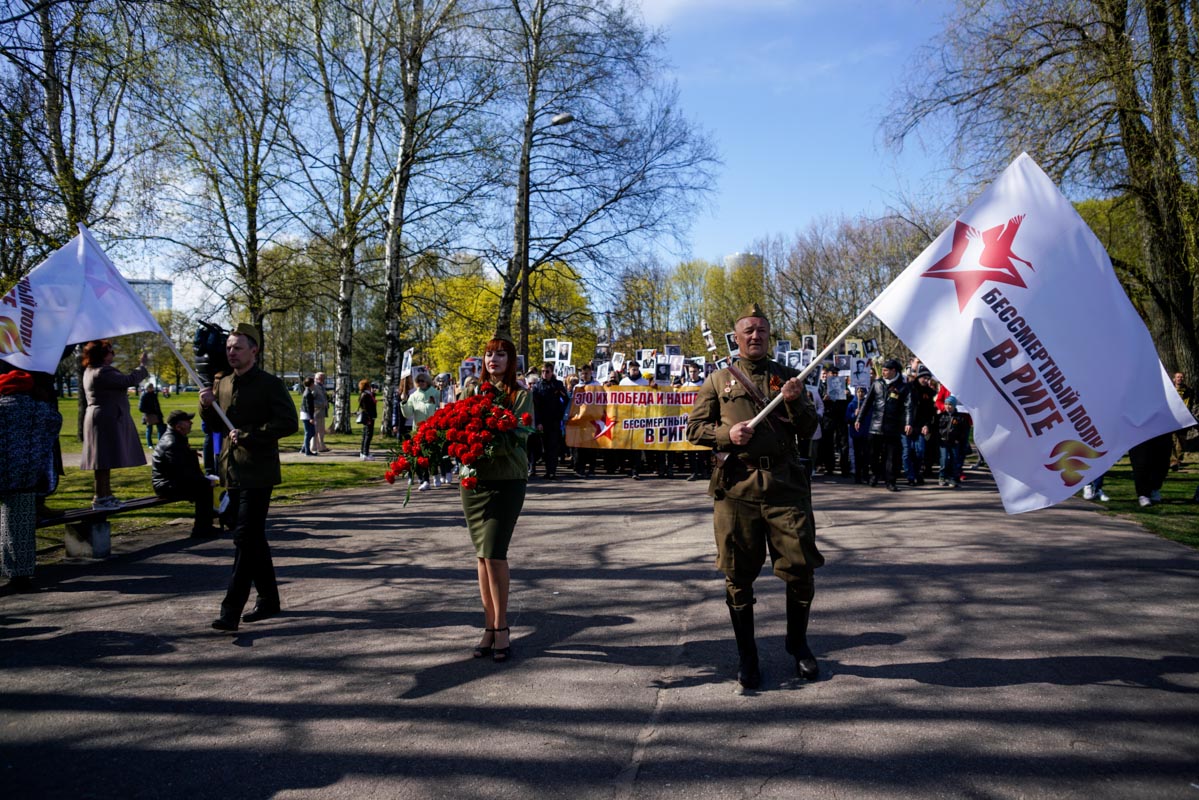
[158,332,235,431]
[746,305,878,429]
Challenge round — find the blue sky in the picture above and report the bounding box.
[637,0,955,262]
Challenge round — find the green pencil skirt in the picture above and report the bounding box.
[461,479,527,559]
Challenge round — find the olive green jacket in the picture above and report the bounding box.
[200,366,299,488]
[686,357,818,502]
[469,381,533,482]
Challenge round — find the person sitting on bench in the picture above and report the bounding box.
[152,410,219,537]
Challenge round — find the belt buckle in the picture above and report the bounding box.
[759,456,772,470]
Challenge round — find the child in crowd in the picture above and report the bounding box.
[938,395,972,488]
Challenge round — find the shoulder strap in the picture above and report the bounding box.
[726,362,792,431]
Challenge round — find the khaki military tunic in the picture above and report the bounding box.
[686,357,824,606]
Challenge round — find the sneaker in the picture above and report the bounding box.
[938,478,948,487]
[418,481,430,491]
[1083,485,1095,500]
[1098,491,1110,502]
[1137,495,1152,508]
[1149,489,1162,502]
[359,453,375,461]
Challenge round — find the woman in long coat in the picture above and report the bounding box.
[80,340,149,509]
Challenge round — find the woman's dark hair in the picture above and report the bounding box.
[483,337,519,395]
[81,340,112,368]
[303,376,314,388]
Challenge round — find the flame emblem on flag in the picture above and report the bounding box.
[0,315,28,356]
[1044,440,1106,487]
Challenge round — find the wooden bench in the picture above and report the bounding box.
[37,496,181,559]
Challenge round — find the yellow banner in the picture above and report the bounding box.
[565,387,709,451]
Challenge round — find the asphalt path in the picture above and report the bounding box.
[2,468,1197,799]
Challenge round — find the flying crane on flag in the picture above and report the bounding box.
[869,153,1195,513]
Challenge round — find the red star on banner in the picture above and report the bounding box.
[591,414,616,441]
[923,215,1034,311]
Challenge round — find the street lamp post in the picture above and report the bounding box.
[516,111,574,367]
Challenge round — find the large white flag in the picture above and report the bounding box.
[870,153,1195,513]
[0,224,162,373]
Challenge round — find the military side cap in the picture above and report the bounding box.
[736,302,768,324]
[232,322,260,347]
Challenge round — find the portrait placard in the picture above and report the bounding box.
[542,338,558,362]
[724,332,739,358]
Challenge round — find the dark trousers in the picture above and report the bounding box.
[851,436,871,481]
[360,419,375,455]
[575,446,598,475]
[301,420,316,454]
[1129,433,1172,497]
[158,479,213,534]
[540,426,563,477]
[870,433,902,486]
[221,488,278,615]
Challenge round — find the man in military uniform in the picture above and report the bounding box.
[200,323,299,632]
[686,304,823,690]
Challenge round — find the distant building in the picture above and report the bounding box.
[723,252,763,272]
[127,278,173,313]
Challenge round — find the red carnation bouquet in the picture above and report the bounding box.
[385,383,533,505]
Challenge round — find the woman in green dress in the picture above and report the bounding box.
[464,337,533,663]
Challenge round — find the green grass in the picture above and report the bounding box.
[42,392,1199,553]
[1076,457,1199,549]
[39,390,397,554]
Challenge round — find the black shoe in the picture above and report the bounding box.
[869,478,879,487]
[630,471,641,481]
[686,473,699,481]
[907,478,917,486]
[473,628,496,659]
[7,575,34,593]
[916,477,926,486]
[492,626,512,663]
[887,483,899,492]
[211,616,239,632]
[242,603,280,623]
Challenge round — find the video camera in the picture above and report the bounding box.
[193,322,231,387]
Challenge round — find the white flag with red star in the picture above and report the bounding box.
[870,153,1194,513]
[0,225,162,373]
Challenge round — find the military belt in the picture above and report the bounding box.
[736,453,775,471]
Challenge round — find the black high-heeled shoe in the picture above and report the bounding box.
[473,628,496,659]
[492,626,511,663]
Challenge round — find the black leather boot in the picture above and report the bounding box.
[785,599,819,681]
[211,605,240,632]
[728,604,760,690]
